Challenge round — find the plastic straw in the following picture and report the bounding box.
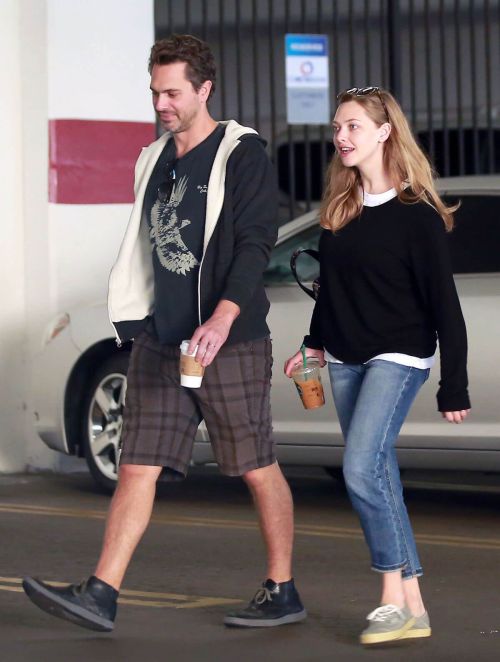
[300,344,308,380]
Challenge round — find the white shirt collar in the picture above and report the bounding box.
[362,188,398,207]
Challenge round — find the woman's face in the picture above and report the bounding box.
[332,100,389,170]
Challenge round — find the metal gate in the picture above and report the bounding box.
[155,1,500,222]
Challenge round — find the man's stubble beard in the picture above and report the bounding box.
[162,106,199,135]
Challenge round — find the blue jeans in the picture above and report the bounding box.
[328,360,430,579]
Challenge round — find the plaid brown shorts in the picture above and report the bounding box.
[119,330,275,477]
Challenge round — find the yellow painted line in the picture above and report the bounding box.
[0,585,23,594]
[0,504,106,521]
[1,502,500,551]
[0,577,241,609]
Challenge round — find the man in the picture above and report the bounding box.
[23,34,305,632]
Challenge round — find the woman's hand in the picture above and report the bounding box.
[441,410,470,423]
[284,347,326,377]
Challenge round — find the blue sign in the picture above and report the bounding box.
[285,34,330,124]
[285,34,328,57]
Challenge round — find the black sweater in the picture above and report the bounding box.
[304,196,470,412]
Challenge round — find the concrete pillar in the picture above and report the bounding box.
[0,0,154,473]
[0,0,28,471]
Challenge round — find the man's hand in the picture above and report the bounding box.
[441,409,470,423]
[284,347,326,377]
[188,300,240,367]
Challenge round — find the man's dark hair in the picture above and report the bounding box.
[148,34,216,101]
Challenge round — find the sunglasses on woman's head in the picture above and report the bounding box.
[337,86,390,123]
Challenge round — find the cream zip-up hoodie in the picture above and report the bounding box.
[107,120,257,342]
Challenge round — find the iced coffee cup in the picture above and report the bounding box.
[180,340,205,388]
[291,359,325,409]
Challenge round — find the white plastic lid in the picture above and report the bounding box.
[180,340,197,356]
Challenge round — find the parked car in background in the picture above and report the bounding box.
[32,176,500,491]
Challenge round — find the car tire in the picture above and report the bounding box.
[81,353,129,493]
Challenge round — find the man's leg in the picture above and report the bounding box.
[94,335,199,590]
[242,462,293,583]
[23,333,199,631]
[224,461,305,627]
[195,338,305,626]
[22,463,162,631]
[95,464,163,589]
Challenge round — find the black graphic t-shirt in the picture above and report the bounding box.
[143,124,225,344]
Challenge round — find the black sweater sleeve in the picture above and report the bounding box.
[409,206,471,411]
[220,137,279,310]
[303,295,324,349]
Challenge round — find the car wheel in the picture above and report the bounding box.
[82,353,129,492]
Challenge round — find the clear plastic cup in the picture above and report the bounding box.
[291,359,325,409]
[179,340,205,388]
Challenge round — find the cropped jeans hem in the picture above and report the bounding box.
[371,560,408,573]
[371,563,424,579]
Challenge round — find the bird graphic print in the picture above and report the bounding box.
[150,174,199,275]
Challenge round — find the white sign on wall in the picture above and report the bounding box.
[285,34,330,125]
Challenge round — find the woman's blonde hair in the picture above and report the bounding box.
[320,88,457,232]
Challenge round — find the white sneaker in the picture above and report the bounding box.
[400,611,432,639]
[360,604,415,644]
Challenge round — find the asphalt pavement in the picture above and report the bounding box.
[1,468,499,662]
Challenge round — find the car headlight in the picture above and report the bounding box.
[43,313,70,347]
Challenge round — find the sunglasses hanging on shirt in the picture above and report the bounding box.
[157,160,177,202]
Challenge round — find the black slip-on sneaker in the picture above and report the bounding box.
[22,575,118,632]
[224,578,307,627]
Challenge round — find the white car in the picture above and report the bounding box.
[32,176,500,491]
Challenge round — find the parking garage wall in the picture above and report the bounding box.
[0,0,155,472]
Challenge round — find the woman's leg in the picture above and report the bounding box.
[380,570,405,608]
[378,572,423,615]
[330,361,429,608]
[386,444,425,616]
[328,362,364,436]
[402,577,425,616]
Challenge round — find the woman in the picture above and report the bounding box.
[285,87,470,645]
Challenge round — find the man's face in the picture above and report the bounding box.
[150,62,209,134]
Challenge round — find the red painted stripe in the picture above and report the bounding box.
[49,119,156,204]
